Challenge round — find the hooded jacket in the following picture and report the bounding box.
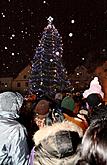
[0,92,29,165]
[32,120,83,165]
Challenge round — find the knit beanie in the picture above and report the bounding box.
[83,77,104,99]
[35,100,49,115]
[61,96,75,112]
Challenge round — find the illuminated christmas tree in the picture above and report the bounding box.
[29,16,70,97]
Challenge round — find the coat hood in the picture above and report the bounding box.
[33,120,83,163]
[0,92,23,118]
[33,120,83,146]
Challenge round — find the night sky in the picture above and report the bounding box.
[1,0,107,77]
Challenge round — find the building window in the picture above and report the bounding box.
[24,75,27,79]
[17,82,21,87]
[1,83,4,86]
[25,82,28,87]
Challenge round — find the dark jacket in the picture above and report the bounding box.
[90,104,107,123]
[32,120,83,165]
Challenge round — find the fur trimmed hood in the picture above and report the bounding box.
[33,120,83,146]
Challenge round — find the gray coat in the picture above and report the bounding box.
[0,92,29,165]
[33,121,83,165]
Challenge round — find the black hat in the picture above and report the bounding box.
[87,93,102,108]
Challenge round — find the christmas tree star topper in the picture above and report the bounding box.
[47,16,54,24]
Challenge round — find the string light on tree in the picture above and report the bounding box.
[47,16,54,24]
[50,59,53,62]
[40,82,43,85]
[56,51,59,56]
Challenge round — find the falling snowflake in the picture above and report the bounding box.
[5,47,7,50]
[12,34,15,37]
[71,20,75,23]
[69,33,73,37]
[12,53,15,56]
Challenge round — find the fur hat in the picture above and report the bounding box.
[0,91,23,113]
[35,100,49,115]
[83,77,104,99]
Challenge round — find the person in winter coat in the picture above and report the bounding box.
[75,118,107,165]
[0,91,29,165]
[29,99,83,165]
[86,93,107,124]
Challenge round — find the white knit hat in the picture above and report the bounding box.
[83,77,104,99]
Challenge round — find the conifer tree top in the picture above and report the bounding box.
[47,16,54,24]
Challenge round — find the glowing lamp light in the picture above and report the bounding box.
[5,84,8,88]
[102,48,106,52]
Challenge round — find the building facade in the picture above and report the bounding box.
[0,65,31,95]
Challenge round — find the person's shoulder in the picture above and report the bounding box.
[10,121,27,135]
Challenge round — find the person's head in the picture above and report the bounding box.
[33,99,64,129]
[76,118,107,165]
[61,95,75,109]
[33,99,50,128]
[0,91,23,118]
[86,93,103,109]
[83,76,104,101]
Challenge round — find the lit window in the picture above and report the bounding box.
[5,83,8,88]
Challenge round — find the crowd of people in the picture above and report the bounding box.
[0,76,107,165]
